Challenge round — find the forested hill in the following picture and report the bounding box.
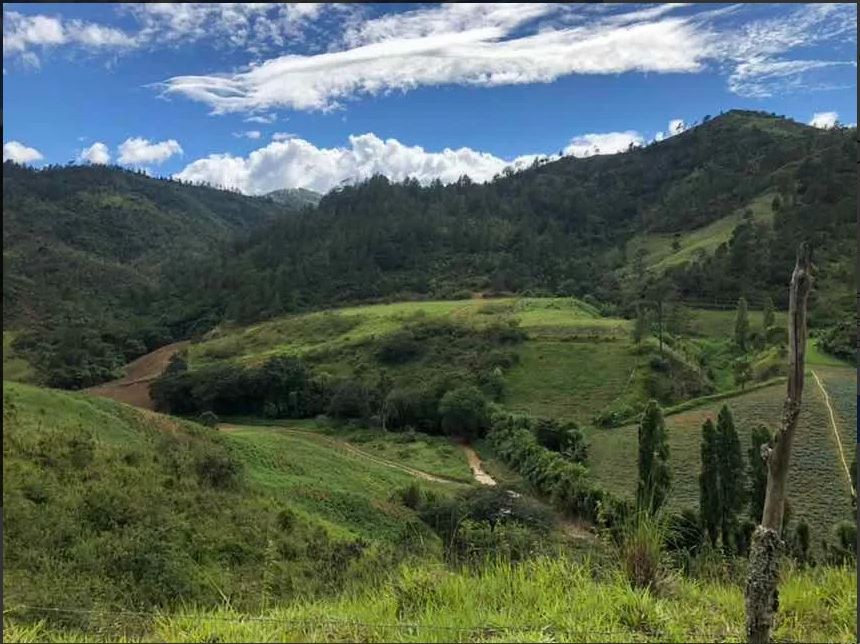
[2,163,304,386]
[176,110,855,329]
[4,110,855,388]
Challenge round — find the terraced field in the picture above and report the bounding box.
[587,380,854,547]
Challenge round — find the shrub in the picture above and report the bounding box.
[195,450,241,489]
[376,331,422,364]
[327,380,371,421]
[438,386,490,439]
[197,411,219,428]
[618,511,668,591]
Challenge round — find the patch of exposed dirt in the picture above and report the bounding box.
[84,341,189,410]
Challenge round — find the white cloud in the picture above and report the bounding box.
[159,3,857,113]
[271,132,297,141]
[653,118,689,142]
[244,113,277,124]
[125,3,339,53]
[233,130,262,140]
[563,131,644,158]
[3,140,44,164]
[3,10,135,62]
[175,126,654,195]
[715,3,857,98]
[174,132,546,195]
[117,137,183,165]
[78,141,111,164]
[161,9,708,113]
[809,111,839,128]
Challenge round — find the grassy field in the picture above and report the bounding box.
[188,297,627,368]
[686,308,788,339]
[222,418,475,484]
[3,331,35,383]
[6,558,854,643]
[505,341,642,424]
[587,381,854,548]
[220,424,459,542]
[625,192,776,274]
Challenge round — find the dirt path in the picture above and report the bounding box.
[462,445,497,486]
[811,369,855,498]
[84,341,189,410]
[220,423,465,485]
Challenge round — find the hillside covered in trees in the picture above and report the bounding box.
[3,110,855,388]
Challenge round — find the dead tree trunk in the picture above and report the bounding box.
[744,242,813,644]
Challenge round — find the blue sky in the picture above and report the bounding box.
[3,3,856,194]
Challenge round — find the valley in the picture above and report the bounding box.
[2,109,856,643]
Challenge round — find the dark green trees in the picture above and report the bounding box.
[716,405,746,549]
[699,418,721,546]
[699,405,748,551]
[735,297,749,351]
[438,386,490,439]
[632,306,648,345]
[748,424,772,521]
[762,297,775,332]
[637,400,671,514]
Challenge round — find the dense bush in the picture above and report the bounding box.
[487,411,621,525]
[438,386,490,439]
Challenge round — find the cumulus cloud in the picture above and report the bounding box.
[809,111,839,128]
[78,141,111,164]
[3,140,44,164]
[174,126,656,195]
[174,132,546,195]
[117,137,183,165]
[654,118,689,142]
[563,131,644,158]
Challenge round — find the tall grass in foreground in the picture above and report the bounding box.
[5,557,854,643]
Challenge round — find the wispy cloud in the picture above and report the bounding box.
[159,3,856,114]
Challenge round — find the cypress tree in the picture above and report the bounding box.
[735,297,749,350]
[699,418,721,546]
[637,400,671,514]
[762,296,775,331]
[716,405,745,550]
[748,424,771,521]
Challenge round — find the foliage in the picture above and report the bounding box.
[747,424,771,521]
[699,419,721,546]
[715,405,745,551]
[438,386,490,439]
[734,297,749,351]
[636,401,671,515]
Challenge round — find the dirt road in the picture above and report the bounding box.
[84,341,188,410]
[462,445,497,486]
[220,423,467,485]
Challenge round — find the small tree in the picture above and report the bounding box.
[632,306,648,345]
[438,386,490,439]
[747,424,771,521]
[636,400,671,515]
[699,418,721,546]
[762,297,775,332]
[733,356,753,390]
[716,405,746,551]
[735,297,749,351]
